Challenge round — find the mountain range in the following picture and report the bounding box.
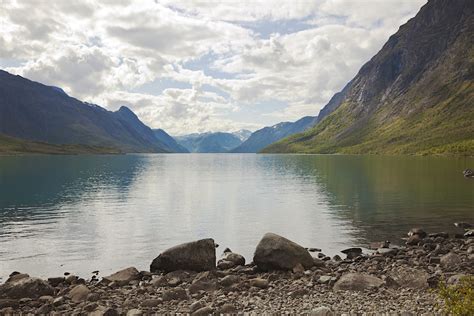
[175,131,251,153]
[263,0,473,155]
[0,70,174,153]
[231,116,317,153]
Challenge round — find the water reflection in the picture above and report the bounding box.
[0,154,472,280]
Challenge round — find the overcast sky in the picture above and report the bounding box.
[0,0,426,135]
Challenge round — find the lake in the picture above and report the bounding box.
[0,154,473,280]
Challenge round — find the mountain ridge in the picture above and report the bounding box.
[0,70,174,153]
[263,0,474,156]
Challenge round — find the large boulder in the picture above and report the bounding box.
[0,277,54,299]
[217,249,245,270]
[333,273,383,291]
[103,267,140,286]
[253,233,313,270]
[388,267,429,289]
[150,238,216,273]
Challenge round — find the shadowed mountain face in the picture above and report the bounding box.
[0,70,171,153]
[175,132,243,153]
[264,0,474,155]
[232,116,317,153]
[153,129,189,153]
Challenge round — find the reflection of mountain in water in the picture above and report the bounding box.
[269,155,474,245]
[0,155,147,225]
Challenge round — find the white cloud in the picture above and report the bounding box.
[0,0,427,133]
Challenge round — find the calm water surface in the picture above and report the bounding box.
[0,154,473,280]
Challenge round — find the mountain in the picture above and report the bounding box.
[153,129,189,153]
[233,129,252,142]
[0,70,172,153]
[264,0,474,156]
[232,116,317,153]
[175,132,243,153]
[0,133,121,155]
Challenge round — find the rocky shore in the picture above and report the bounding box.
[1,227,473,315]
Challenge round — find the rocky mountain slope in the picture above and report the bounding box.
[153,129,189,153]
[232,116,317,153]
[264,0,473,155]
[175,132,244,153]
[0,70,172,153]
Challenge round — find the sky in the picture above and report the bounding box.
[0,0,427,135]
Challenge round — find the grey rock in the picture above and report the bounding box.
[192,306,214,316]
[341,247,362,259]
[440,252,461,271]
[142,299,161,307]
[103,267,140,286]
[0,277,54,299]
[162,287,188,301]
[388,267,429,289]
[253,233,313,270]
[333,273,383,291]
[249,278,269,289]
[127,309,143,316]
[68,284,90,302]
[310,306,334,316]
[219,275,240,287]
[150,238,216,272]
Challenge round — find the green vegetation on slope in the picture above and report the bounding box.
[0,134,122,155]
[262,81,474,156]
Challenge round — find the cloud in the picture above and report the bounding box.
[0,0,427,133]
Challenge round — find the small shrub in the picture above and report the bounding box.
[437,275,474,316]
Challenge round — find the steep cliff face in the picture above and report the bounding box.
[264,0,474,155]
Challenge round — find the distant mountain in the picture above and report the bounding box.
[231,116,317,153]
[175,132,243,153]
[233,129,252,142]
[0,70,173,153]
[264,0,474,155]
[153,129,189,153]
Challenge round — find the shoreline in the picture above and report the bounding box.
[0,228,472,315]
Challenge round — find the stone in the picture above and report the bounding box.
[103,308,120,316]
[47,277,65,286]
[253,233,313,270]
[0,277,54,299]
[52,296,65,306]
[292,263,305,274]
[333,273,383,291]
[406,235,422,246]
[310,306,334,316]
[308,248,321,252]
[190,300,205,313]
[189,276,217,294]
[408,228,427,238]
[388,267,429,289]
[340,247,362,259]
[127,309,143,316]
[440,252,461,271]
[162,287,188,301]
[0,299,19,309]
[377,248,398,256]
[142,299,161,307]
[217,252,245,269]
[318,276,333,284]
[192,306,214,316]
[87,292,101,302]
[249,278,269,289]
[447,274,468,285]
[84,302,99,312]
[103,267,140,286]
[219,275,240,287]
[150,238,216,272]
[6,273,29,283]
[37,303,51,314]
[465,230,474,238]
[150,276,168,287]
[219,304,237,313]
[68,284,90,302]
